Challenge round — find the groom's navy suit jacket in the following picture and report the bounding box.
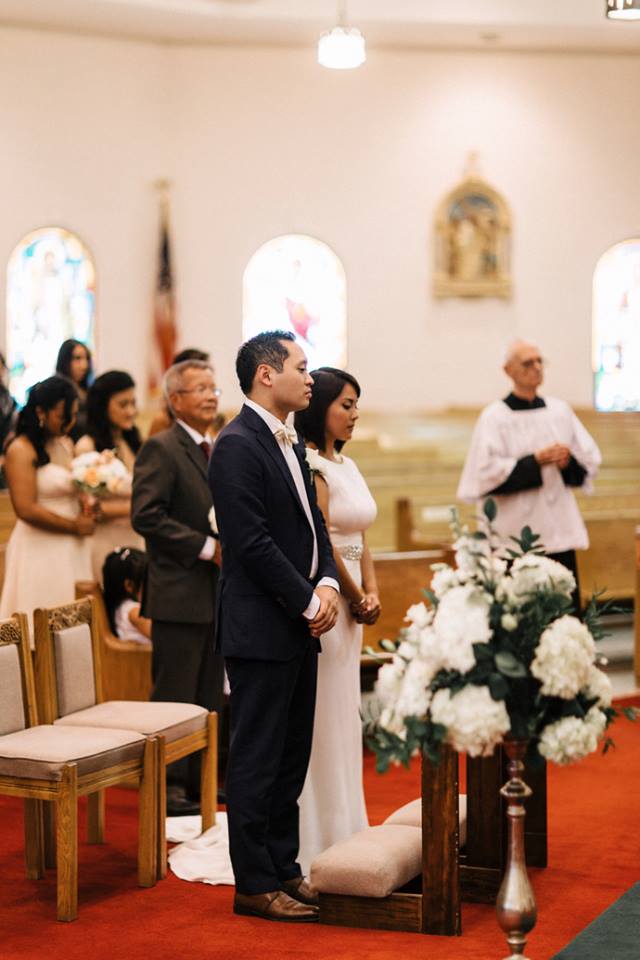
[209,403,338,661]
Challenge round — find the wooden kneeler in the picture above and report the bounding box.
[319,746,547,935]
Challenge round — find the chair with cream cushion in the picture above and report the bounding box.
[0,612,158,921]
[34,597,217,879]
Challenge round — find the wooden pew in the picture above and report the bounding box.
[363,548,454,653]
[75,580,152,702]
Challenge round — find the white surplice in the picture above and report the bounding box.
[457,397,601,553]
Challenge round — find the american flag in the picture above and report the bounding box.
[149,191,177,394]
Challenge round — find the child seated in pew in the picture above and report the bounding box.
[103,546,151,646]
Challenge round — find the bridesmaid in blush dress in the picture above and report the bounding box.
[0,376,94,627]
[75,370,144,582]
[294,368,380,873]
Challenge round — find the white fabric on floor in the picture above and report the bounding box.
[167,812,234,885]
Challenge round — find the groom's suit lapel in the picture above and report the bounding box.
[240,405,308,521]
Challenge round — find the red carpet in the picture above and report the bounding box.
[2,701,639,960]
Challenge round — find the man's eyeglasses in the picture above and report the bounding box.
[176,386,222,397]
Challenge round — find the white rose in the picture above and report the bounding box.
[375,658,406,707]
[430,685,511,758]
[433,584,492,675]
[531,615,595,699]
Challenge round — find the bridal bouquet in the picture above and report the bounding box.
[369,499,634,771]
[71,450,131,498]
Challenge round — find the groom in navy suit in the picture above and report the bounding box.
[209,331,339,922]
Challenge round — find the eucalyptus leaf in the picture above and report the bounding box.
[495,650,527,678]
[483,497,497,522]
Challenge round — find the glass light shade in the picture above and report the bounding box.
[606,0,640,20]
[318,26,366,69]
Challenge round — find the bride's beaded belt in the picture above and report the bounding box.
[337,544,363,561]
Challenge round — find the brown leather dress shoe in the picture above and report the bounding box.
[280,876,319,907]
[233,890,318,923]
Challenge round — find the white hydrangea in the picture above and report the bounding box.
[430,565,460,598]
[433,584,492,674]
[581,665,613,709]
[500,554,576,606]
[430,685,511,758]
[453,534,491,581]
[394,658,434,720]
[405,602,433,628]
[530,615,595,698]
[375,657,406,707]
[538,706,606,765]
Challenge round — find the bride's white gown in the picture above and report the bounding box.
[165,449,378,886]
[298,450,378,874]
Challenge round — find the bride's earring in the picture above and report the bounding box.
[38,416,45,429]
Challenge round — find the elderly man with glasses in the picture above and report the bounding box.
[132,358,224,815]
[457,339,601,609]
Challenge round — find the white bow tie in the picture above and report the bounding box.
[274,424,298,447]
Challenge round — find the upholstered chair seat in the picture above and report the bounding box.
[0,725,146,781]
[55,701,208,743]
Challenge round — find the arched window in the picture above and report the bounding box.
[243,235,347,370]
[7,227,96,405]
[593,239,640,411]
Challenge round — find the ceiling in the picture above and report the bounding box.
[1,0,640,52]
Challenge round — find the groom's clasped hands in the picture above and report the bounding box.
[308,585,339,638]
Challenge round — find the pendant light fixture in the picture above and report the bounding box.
[606,0,640,20]
[318,0,366,70]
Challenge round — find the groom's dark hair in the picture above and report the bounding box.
[236,330,296,395]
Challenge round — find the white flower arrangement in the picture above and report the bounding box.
[71,450,131,497]
[368,499,634,771]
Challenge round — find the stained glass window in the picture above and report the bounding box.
[7,227,96,406]
[593,239,640,411]
[243,235,347,371]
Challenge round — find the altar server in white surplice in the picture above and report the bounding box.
[457,340,601,605]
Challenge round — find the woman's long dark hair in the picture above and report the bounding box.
[294,367,361,453]
[12,376,78,466]
[55,339,93,390]
[102,547,147,633]
[85,370,141,454]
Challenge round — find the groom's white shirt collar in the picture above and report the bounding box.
[243,399,338,615]
[244,398,296,439]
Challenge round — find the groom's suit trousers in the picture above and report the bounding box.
[224,642,318,895]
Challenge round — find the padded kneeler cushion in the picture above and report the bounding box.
[310,824,422,898]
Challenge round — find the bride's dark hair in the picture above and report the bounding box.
[11,376,78,466]
[294,367,361,453]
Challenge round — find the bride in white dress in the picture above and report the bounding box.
[294,368,380,873]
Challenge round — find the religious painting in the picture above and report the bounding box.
[433,176,512,299]
[243,234,347,370]
[6,227,96,405]
[593,238,640,411]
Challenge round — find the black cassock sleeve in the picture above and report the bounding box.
[561,456,588,488]
[488,454,542,496]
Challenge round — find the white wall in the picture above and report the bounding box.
[2,26,640,411]
[0,26,167,389]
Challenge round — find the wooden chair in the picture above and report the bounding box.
[319,746,547,935]
[75,580,152,702]
[34,597,217,881]
[0,612,158,921]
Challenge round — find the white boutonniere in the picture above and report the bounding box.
[304,447,327,484]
